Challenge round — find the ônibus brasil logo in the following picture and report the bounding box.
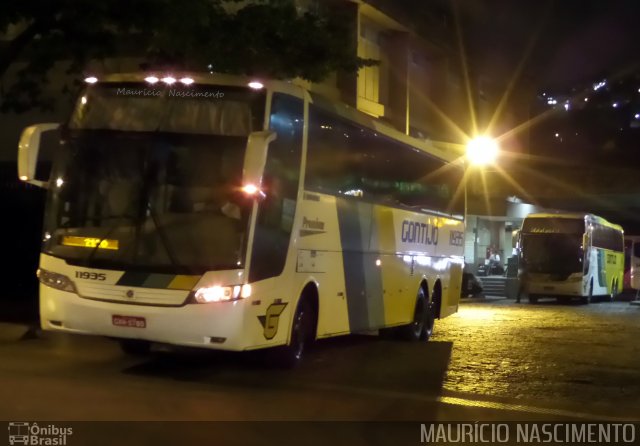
[8,422,73,445]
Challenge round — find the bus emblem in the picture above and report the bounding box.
[258,302,288,339]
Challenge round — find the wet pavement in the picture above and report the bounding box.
[1,296,639,425]
[439,297,640,416]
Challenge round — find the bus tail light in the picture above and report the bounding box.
[193,284,251,303]
[37,269,77,293]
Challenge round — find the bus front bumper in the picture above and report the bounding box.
[527,280,584,297]
[39,285,254,351]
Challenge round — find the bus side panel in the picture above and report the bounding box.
[440,261,463,318]
[391,209,465,319]
[335,197,385,332]
[371,206,414,327]
[603,250,624,294]
[295,192,351,337]
[632,242,640,290]
[435,220,464,319]
[624,237,640,291]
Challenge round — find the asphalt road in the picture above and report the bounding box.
[1,297,639,444]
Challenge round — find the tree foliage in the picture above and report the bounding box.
[0,0,369,112]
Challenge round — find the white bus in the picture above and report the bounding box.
[18,72,465,366]
[518,212,624,303]
[623,236,640,296]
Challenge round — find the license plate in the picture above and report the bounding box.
[112,315,146,328]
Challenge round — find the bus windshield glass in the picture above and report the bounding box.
[43,83,266,273]
[520,233,583,274]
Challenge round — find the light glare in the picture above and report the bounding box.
[248,81,264,90]
[242,184,260,195]
[194,284,250,303]
[161,76,176,85]
[145,76,159,84]
[84,76,98,84]
[466,136,499,166]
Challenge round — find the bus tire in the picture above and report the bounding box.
[273,297,314,368]
[528,294,538,304]
[119,339,151,356]
[422,299,435,341]
[399,287,429,341]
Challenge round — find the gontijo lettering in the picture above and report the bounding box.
[401,220,438,245]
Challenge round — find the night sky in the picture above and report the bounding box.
[459,0,640,90]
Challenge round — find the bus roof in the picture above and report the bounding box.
[524,212,623,232]
[95,72,461,164]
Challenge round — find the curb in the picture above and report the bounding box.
[0,322,40,343]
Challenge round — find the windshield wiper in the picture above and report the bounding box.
[84,223,121,266]
[145,202,178,268]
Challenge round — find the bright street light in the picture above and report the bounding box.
[466,136,500,166]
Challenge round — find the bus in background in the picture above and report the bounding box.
[18,72,465,367]
[518,212,624,304]
[623,236,640,297]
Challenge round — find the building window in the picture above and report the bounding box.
[357,19,385,117]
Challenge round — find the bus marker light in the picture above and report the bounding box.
[145,76,159,84]
[84,76,98,84]
[242,184,260,195]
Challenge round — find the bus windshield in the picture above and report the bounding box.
[520,233,583,274]
[42,83,266,274]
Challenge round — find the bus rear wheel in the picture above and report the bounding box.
[399,288,432,341]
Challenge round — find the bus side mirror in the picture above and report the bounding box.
[18,123,60,188]
[242,131,276,197]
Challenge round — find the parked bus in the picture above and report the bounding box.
[624,236,640,296]
[518,212,624,303]
[18,72,465,366]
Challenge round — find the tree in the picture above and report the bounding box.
[0,0,371,112]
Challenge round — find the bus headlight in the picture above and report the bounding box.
[37,269,77,293]
[193,284,251,303]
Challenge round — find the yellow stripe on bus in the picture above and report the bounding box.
[167,275,201,290]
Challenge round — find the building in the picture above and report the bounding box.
[2,0,520,278]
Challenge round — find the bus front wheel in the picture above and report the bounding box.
[273,297,315,368]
